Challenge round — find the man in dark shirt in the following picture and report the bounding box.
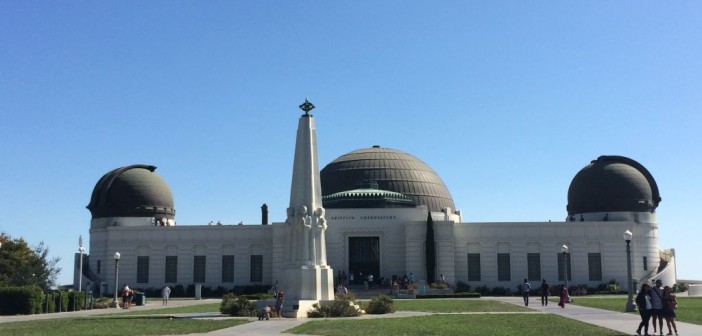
[541,279,550,306]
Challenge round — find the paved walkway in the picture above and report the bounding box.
[493,296,702,336]
[2,297,702,335]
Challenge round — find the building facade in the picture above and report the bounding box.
[77,121,676,296]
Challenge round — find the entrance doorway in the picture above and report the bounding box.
[348,237,380,285]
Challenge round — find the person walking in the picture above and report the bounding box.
[161,285,171,306]
[662,286,678,335]
[635,283,652,336]
[522,278,531,306]
[122,284,131,309]
[558,284,568,308]
[540,279,550,306]
[275,291,285,319]
[650,279,665,335]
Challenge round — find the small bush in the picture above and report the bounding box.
[672,282,688,293]
[365,295,395,314]
[490,286,508,296]
[474,285,491,296]
[307,297,362,317]
[219,293,256,316]
[455,281,471,293]
[431,282,448,289]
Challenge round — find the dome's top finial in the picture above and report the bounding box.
[299,98,315,115]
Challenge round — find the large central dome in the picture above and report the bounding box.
[320,146,455,212]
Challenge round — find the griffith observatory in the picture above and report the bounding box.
[76,101,676,314]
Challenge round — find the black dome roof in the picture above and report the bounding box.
[320,146,455,212]
[87,165,175,219]
[567,156,661,215]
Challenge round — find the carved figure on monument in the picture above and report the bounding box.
[313,207,328,265]
[298,205,312,263]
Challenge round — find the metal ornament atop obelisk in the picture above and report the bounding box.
[280,99,335,317]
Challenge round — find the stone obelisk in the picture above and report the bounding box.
[280,99,334,317]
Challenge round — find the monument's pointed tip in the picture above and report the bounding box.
[299,98,316,115]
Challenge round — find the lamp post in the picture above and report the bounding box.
[561,244,569,299]
[78,236,84,292]
[111,252,121,308]
[624,230,636,312]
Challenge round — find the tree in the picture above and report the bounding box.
[0,233,61,290]
[425,211,436,284]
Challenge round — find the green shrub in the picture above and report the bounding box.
[672,282,688,293]
[0,286,44,315]
[429,282,448,289]
[307,297,362,317]
[455,281,471,293]
[365,295,395,314]
[67,291,87,311]
[219,293,256,316]
[490,286,509,296]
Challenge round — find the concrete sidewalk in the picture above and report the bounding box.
[493,296,702,335]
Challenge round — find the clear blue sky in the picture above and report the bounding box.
[2,2,700,286]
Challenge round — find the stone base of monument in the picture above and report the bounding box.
[279,265,335,318]
[282,299,337,318]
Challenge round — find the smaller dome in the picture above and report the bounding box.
[87,165,175,219]
[323,181,416,209]
[567,156,661,215]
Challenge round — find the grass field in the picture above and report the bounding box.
[287,313,626,336]
[571,296,702,325]
[119,302,222,315]
[394,298,530,312]
[0,298,643,336]
[0,316,247,336]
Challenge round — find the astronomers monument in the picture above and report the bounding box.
[279,99,335,317]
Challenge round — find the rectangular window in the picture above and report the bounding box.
[136,256,149,283]
[222,255,235,283]
[194,256,206,283]
[643,256,648,271]
[165,256,178,283]
[467,253,481,281]
[557,253,572,281]
[588,253,602,281]
[97,260,101,274]
[250,255,263,282]
[527,253,541,281]
[497,253,511,281]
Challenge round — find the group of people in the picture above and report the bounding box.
[259,282,285,320]
[121,284,172,308]
[524,278,679,336]
[635,279,678,336]
[522,279,569,308]
[258,290,285,320]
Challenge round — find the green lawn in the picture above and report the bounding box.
[120,302,222,315]
[394,298,530,313]
[0,298,647,336]
[0,316,248,336]
[288,314,626,336]
[571,296,702,325]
